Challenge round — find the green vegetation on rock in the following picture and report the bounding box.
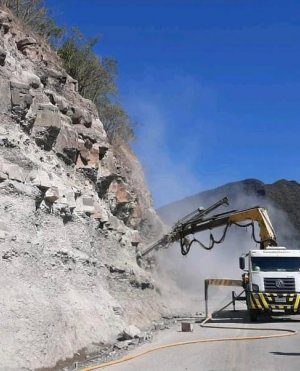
[57,30,135,143]
[2,0,135,144]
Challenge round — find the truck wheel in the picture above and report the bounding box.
[249,309,259,322]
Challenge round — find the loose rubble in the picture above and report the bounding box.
[63,314,203,371]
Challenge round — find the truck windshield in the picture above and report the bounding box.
[251,257,300,272]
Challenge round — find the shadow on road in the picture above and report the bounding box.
[270,352,300,356]
[210,309,300,325]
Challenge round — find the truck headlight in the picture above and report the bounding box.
[252,284,259,292]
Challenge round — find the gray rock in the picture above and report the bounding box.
[0,10,12,34]
[118,325,142,340]
[33,104,61,128]
[10,81,32,109]
[0,48,6,66]
[41,68,68,87]
[0,160,25,182]
[45,91,69,113]
[105,214,125,232]
[0,221,9,241]
[66,75,78,92]
[0,171,8,180]
[0,79,11,113]
[54,125,78,165]
[27,169,52,189]
[0,179,40,197]
[69,106,84,125]
[73,123,108,145]
[61,190,77,209]
[75,195,95,214]
[21,71,41,89]
[44,186,60,203]
[33,126,60,151]
[16,37,37,52]
[114,340,129,350]
[113,306,123,316]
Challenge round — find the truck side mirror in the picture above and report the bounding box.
[239,256,245,270]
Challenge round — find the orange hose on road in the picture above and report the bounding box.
[81,316,297,370]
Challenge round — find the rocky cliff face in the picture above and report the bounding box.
[0,8,165,370]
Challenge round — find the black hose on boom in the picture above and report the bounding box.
[139,197,275,259]
[179,220,261,256]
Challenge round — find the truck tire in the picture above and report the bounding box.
[249,309,259,322]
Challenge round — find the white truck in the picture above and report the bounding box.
[240,247,300,321]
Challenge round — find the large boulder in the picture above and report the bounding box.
[73,119,108,144]
[32,104,64,150]
[54,125,79,165]
[118,325,142,341]
[108,179,133,205]
[76,142,105,169]
[33,104,62,128]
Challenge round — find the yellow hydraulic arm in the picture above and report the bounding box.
[228,207,276,249]
[140,197,277,258]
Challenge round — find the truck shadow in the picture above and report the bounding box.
[270,352,300,356]
[210,309,300,324]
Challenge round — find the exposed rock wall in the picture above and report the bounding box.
[0,8,165,370]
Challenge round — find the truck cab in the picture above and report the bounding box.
[240,248,300,321]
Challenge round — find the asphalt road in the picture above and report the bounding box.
[103,309,300,371]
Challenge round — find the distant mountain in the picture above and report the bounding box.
[158,179,300,247]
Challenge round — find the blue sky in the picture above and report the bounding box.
[47,0,300,207]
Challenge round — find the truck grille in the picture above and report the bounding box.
[264,277,295,292]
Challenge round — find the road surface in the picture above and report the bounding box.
[102,309,300,371]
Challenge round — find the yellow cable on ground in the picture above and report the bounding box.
[81,316,297,371]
